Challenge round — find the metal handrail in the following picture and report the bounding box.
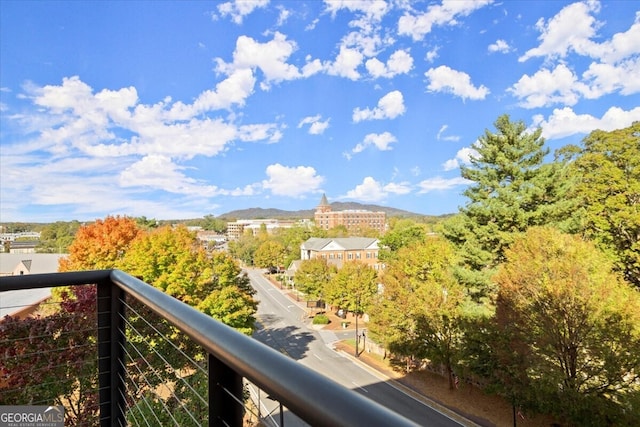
[1,270,418,427]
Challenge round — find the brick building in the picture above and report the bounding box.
[313,194,386,234]
[300,237,382,270]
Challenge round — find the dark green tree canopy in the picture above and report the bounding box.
[444,114,572,304]
[562,122,640,288]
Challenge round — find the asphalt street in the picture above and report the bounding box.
[246,268,470,427]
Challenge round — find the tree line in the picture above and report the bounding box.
[287,118,640,426]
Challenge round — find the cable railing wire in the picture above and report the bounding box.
[118,295,209,426]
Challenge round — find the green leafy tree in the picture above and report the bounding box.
[201,214,227,232]
[493,227,640,425]
[134,216,159,230]
[443,114,571,305]
[119,225,213,305]
[120,226,256,334]
[273,225,315,267]
[253,240,287,270]
[326,225,349,238]
[370,237,466,389]
[37,220,81,253]
[293,258,336,300]
[378,218,428,260]
[228,233,260,266]
[325,261,377,315]
[562,122,640,288]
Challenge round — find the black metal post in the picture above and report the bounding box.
[209,353,244,427]
[355,310,359,357]
[97,282,126,427]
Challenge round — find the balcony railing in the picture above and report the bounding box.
[0,270,418,427]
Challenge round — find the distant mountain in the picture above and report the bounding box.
[219,202,430,220]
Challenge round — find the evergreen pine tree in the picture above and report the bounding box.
[443,114,572,307]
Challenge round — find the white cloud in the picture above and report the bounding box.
[216,0,269,25]
[323,0,390,22]
[193,68,256,111]
[520,2,640,64]
[353,90,405,122]
[519,0,601,62]
[509,63,586,108]
[593,11,640,63]
[365,49,414,78]
[262,163,324,197]
[436,124,460,142]
[325,45,364,80]
[343,176,410,202]
[425,46,440,63]
[417,176,471,193]
[514,4,640,104]
[237,123,283,143]
[215,32,318,89]
[384,181,412,195]
[425,66,489,100]
[298,115,330,135]
[119,155,223,196]
[511,59,640,108]
[22,76,284,162]
[352,131,397,153]
[532,106,640,139]
[276,5,291,26]
[582,57,640,97]
[442,147,477,171]
[398,0,493,41]
[488,39,511,53]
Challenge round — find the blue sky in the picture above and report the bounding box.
[1,0,638,222]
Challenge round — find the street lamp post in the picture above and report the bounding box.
[355,308,359,357]
[354,293,360,357]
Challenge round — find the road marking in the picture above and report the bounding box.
[314,354,322,361]
[351,381,368,393]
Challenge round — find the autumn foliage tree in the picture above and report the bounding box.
[0,285,100,425]
[493,227,640,425]
[58,215,142,271]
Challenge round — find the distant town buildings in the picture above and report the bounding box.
[0,232,41,253]
[226,219,312,241]
[314,194,386,234]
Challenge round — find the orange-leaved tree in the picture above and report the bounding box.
[58,215,142,272]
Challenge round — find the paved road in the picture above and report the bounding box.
[246,268,469,427]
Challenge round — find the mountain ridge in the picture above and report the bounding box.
[219,202,442,220]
